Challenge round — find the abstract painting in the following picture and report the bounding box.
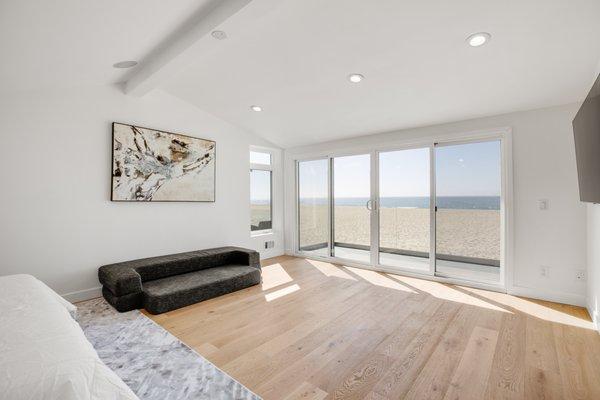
[111,123,215,202]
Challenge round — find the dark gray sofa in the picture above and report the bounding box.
[98,247,261,314]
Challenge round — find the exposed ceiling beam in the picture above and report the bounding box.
[124,0,252,96]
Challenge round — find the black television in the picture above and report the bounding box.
[573,72,600,203]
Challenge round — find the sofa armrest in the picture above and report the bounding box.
[229,248,261,269]
[98,265,142,296]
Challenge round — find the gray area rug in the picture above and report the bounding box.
[76,298,261,400]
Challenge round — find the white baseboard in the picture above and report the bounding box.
[62,286,102,303]
[508,285,586,307]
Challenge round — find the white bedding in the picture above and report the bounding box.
[0,274,138,400]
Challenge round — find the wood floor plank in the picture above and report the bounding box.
[195,342,219,359]
[525,315,560,373]
[208,307,314,365]
[283,382,328,400]
[143,256,598,400]
[307,290,423,396]
[484,312,526,399]
[553,323,599,400]
[369,301,461,399]
[525,367,563,400]
[224,285,394,392]
[442,326,499,400]
[319,297,444,399]
[256,291,401,399]
[362,393,389,400]
[404,305,486,400]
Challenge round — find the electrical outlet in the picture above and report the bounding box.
[576,270,586,281]
[540,266,549,278]
[538,199,549,210]
[264,240,275,249]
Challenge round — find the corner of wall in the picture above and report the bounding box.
[586,203,600,333]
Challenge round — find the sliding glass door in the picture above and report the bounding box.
[296,136,504,287]
[297,159,330,256]
[434,140,502,283]
[378,148,431,272]
[332,154,371,263]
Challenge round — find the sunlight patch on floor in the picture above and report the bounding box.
[261,263,294,291]
[306,259,358,281]
[265,284,300,302]
[459,286,594,329]
[387,274,510,313]
[299,258,592,324]
[343,266,417,293]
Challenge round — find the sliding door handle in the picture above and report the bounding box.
[366,199,377,211]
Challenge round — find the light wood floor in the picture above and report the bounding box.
[145,256,600,400]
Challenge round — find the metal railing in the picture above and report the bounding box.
[299,241,500,267]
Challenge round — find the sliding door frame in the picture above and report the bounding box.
[296,151,376,262]
[370,152,379,266]
[374,143,436,276]
[295,157,332,258]
[432,135,509,287]
[292,127,513,293]
[430,145,437,277]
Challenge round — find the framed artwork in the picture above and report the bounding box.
[111,122,215,202]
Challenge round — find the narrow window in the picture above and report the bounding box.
[250,150,273,234]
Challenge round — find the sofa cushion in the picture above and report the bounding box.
[102,287,143,312]
[98,266,142,297]
[142,264,261,314]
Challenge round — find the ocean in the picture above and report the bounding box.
[299,196,500,210]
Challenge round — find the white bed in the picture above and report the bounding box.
[0,274,138,400]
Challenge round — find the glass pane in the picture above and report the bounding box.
[250,169,272,231]
[333,154,370,263]
[435,140,501,283]
[250,151,271,165]
[298,159,329,256]
[379,148,430,271]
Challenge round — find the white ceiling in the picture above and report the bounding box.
[161,0,600,148]
[2,1,600,148]
[0,0,210,92]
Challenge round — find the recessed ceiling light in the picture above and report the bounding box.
[250,105,263,112]
[348,73,364,83]
[466,32,491,47]
[211,30,227,40]
[112,60,138,69]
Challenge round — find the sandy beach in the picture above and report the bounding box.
[297,205,500,261]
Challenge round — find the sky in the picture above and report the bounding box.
[297,140,501,200]
[435,140,501,197]
[250,169,271,202]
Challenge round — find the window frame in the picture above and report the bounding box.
[250,150,272,166]
[250,148,274,236]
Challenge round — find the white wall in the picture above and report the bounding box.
[284,103,587,305]
[0,85,284,301]
[587,204,600,330]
